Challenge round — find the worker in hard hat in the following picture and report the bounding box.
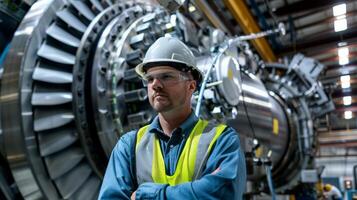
[323,184,342,200]
[98,36,246,199]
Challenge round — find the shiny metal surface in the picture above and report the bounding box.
[228,71,273,140]
[267,93,289,165]
[215,51,241,106]
[90,7,161,156]
[1,0,63,199]
[0,0,130,198]
[71,3,139,180]
[0,0,334,198]
[261,69,315,191]
[227,72,290,181]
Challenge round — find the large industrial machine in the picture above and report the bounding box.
[0,0,334,199]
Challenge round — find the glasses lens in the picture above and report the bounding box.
[142,72,190,86]
[142,79,148,87]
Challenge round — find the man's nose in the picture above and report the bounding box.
[151,77,163,89]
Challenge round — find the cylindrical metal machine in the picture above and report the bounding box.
[0,0,334,199]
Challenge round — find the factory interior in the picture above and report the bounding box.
[0,0,356,199]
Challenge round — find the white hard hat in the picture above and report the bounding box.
[135,36,203,85]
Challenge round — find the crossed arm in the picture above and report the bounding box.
[98,128,246,200]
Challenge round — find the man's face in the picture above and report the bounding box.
[144,66,196,113]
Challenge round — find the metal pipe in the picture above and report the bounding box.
[353,165,357,189]
[227,72,289,166]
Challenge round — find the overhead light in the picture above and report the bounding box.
[333,4,346,16]
[339,57,349,65]
[338,47,349,57]
[336,14,346,20]
[342,82,351,89]
[338,42,347,47]
[334,17,347,32]
[344,111,352,119]
[338,47,349,65]
[341,75,350,82]
[343,96,352,105]
[253,139,258,145]
[188,5,196,12]
[341,75,351,89]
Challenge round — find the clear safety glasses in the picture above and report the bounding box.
[142,71,191,87]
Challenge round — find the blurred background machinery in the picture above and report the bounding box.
[0,0,354,199]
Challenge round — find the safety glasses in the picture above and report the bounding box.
[142,71,191,87]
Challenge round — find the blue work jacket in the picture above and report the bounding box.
[99,112,246,199]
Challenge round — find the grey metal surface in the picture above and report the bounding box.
[226,71,290,183]
[31,91,73,106]
[34,108,74,131]
[259,54,333,191]
[54,162,92,198]
[228,71,273,139]
[215,52,241,106]
[1,0,65,198]
[241,72,273,134]
[89,6,159,156]
[263,93,289,164]
[38,126,78,157]
[45,147,85,179]
[37,43,76,65]
[0,0,125,199]
[0,0,335,198]
[32,65,73,84]
[46,24,81,48]
[56,9,87,33]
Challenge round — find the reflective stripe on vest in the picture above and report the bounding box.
[135,119,227,186]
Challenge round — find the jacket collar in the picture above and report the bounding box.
[147,111,199,138]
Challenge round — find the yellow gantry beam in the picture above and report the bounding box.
[223,0,277,62]
[193,0,230,34]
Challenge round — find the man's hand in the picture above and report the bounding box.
[131,191,136,200]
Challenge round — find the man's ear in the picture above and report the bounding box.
[188,80,197,93]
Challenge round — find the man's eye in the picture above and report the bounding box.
[146,76,154,83]
[161,74,175,80]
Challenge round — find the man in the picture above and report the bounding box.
[98,36,246,199]
[323,184,342,200]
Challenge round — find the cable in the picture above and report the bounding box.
[195,38,258,143]
[194,37,240,116]
[265,165,277,200]
[239,69,257,140]
[195,47,222,116]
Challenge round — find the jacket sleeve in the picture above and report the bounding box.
[98,131,137,199]
[135,127,246,200]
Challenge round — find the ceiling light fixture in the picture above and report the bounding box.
[334,18,347,32]
[338,47,349,57]
[344,110,352,119]
[338,47,349,65]
[340,75,351,89]
[339,56,349,65]
[343,96,352,105]
[189,5,196,12]
[338,42,347,47]
[340,75,350,82]
[333,4,346,16]
[341,82,350,89]
[333,3,348,32]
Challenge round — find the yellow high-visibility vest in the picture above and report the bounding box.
[135,119,226,186]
